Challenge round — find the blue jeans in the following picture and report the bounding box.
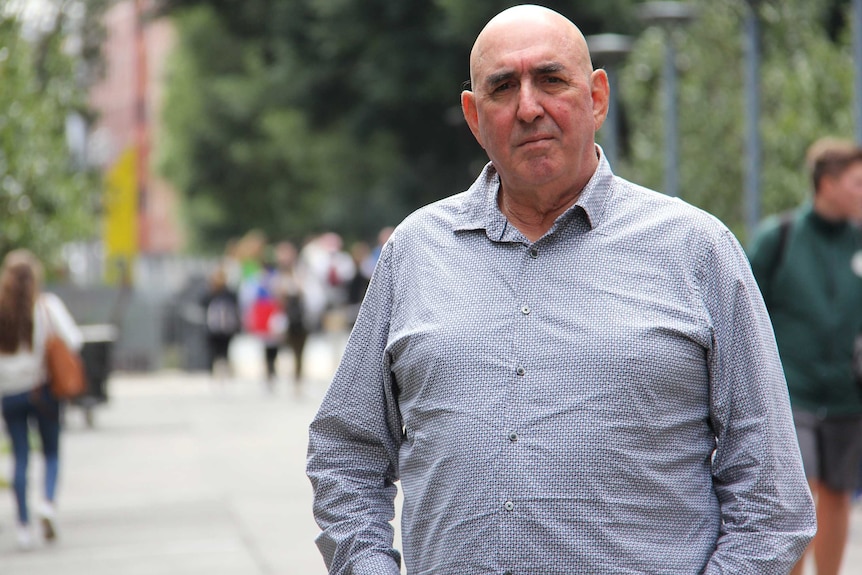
[1,386,61,524]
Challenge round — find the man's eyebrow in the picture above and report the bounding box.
[535,62,565,75]
[483,63,567,89]
[485,70,515,89]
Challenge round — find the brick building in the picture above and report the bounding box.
[89,0,183,257]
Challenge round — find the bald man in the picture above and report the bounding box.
[307,6,815,574]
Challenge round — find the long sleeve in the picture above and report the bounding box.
[701,230,816,574]
[306,243,403,575]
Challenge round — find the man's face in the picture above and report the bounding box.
[461,14,608,193]
[824,162,862,221]
[838,162,862,221]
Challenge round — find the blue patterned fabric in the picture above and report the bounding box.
[307,151,815,575]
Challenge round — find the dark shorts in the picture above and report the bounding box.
[207,335,232,364]
[793,409,862,492]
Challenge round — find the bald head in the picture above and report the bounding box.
[469,5,593,89]
[460,3,609,213]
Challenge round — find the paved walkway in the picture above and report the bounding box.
[0,334,860,574]
[0,334,342,574]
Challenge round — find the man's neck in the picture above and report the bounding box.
[812,195,848,223]
[498,183,582,242]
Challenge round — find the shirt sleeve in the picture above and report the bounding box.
[700,229,816,574]
[306,242,403,575]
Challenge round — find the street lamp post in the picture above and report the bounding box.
[639,2,699,198]
[586,34,634,169]
[743,0,763,240]
[854,0,862,144]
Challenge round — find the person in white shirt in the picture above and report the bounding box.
[0,249,82,550]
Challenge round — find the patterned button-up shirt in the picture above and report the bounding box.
[307,151,815,575]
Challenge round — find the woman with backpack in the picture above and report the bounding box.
[201,267,241,384]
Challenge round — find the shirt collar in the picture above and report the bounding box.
[454,145,615,239]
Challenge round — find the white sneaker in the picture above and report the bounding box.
[38,501,57,542]
[16,524,33,550]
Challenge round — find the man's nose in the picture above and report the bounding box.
[517,82,544,123]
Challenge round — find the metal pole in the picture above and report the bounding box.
[605,65,621,169]
[637,4,698,197]
[664,33,679,197]
[135,0,149,254]
[744,2,762,238]
[585,34,633,169]
[854,0,862,144]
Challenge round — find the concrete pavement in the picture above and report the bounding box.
[0,333,860,574]
[0,334,343,574]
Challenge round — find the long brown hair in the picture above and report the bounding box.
[0,249,43,353]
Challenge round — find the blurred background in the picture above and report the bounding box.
[1,0,860,369]
[2,0,862,573]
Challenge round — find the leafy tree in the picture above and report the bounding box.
[156,0,862,251]
[0,2,106,267]
[156,0,642,251]
[619,0,856,243]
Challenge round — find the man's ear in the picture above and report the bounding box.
[461,91,484,148]
[590,69,610,132]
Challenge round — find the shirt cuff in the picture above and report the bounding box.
[353,553,401,575]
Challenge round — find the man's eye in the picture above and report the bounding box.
[493,82,514,93]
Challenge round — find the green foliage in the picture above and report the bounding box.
[0,10,100,266]
[158,0,859,250]
[156,0,642,251]
[619,0,856,243]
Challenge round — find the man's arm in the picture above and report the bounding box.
[701,229,815,574]
[307,242,403,575]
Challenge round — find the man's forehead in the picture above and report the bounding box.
[470,20,588,86]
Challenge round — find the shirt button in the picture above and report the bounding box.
[529,248,539,259]
[515,367,526,376]
[520,305,530,315]
[504,501,514,511]
[508,432,518,442]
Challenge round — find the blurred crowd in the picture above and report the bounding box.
[199,227,394,394]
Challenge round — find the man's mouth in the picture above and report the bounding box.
[519,134,553,146]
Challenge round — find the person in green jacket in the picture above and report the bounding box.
[749,137,862,575]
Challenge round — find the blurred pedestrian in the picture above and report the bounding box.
[246,255,285,391]
[273,241,309,394]
[235,229,267,317]
[345,241,371,326]
[299,233,355,366]
[317,232,355,314]
[201,267,241,384]
[307,6,814,574]
[749,137,862,575]
[233,231,285,389]
[363,226,394,276]
[0,249,82,549]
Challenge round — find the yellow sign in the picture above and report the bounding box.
[103,148,137,283]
